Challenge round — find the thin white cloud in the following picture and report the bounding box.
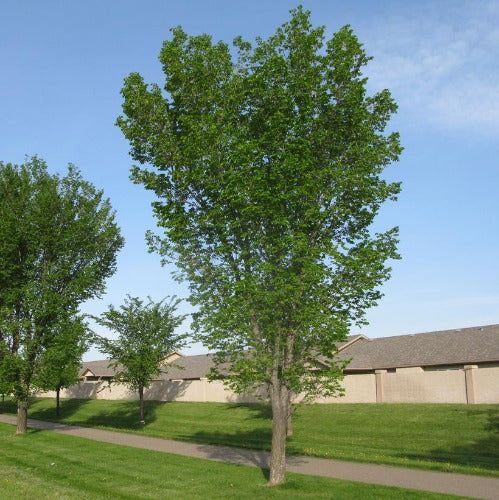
[360,0,499,133]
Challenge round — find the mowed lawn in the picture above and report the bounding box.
[0,423,460,499]
[2,398,498,477]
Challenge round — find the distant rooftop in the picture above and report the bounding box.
[338,324,499,371]
[80,324,499,379]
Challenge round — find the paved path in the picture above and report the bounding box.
[1,414,498,499]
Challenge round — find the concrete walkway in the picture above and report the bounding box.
[1,414,498,499]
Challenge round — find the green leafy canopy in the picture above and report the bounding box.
[92,295,187,392]
[34,315,89,393]
[117,6,402,400]
[0,156,124,410]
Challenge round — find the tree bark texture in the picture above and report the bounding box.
[16,401,28,434]
[56,388,61,418]
[269,384,289,485]
[139,385,145,423]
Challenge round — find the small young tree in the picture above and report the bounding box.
[117,7,401,484]
[92,296,187,423]
[35,315,88,417]
[0,157,124,433]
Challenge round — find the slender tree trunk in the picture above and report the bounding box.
[269,384,289,486]
[1,394,4,413]
[16,400,28,434]
[56,388,61,418]
[139,385,145,423]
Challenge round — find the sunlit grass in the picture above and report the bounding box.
[2,398,497,476]
[0,422,462,499]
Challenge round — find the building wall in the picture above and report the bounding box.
[379,369,468,403]
[474,365,499,403]
[44,379,263,404]
[39,364,498,404]
[313,373,377,403]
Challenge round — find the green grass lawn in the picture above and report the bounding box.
[2,398,498,477]
[0,422,460,499]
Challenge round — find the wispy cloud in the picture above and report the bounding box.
[360,0,499,133]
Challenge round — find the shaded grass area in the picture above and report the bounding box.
[0,423,459,499]
[2,398,498,476]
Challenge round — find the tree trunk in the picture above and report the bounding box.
[139,385,145,423]
[1,394,4,413]
[56,388,61,418]
[269,385,288,485]
[16,400,28,434]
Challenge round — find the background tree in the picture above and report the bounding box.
[92,295,187,423]
[117,7,401,485]
[0,344,14,412]
[34,315,89,417]
[0,157,124,433]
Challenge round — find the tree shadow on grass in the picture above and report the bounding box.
[27,397,93,422]
[396,407,499,474]
[192,429,307,481]
[173,401,272,450]
[182,401,305,481]
[65,399,165,431]
[22,397,163,433]
[224,401,272,420]
[0,396,93,425]
[188,426,272,451]
[197,435,271,480]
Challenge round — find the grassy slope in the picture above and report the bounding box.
[0,423,459,499]
[1,398,497,476]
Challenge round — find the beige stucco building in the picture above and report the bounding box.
[49,324,499,404]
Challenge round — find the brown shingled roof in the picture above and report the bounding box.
[80,324,499,379]
[338,324,499,371]
[80,355,216,381]
[79,359,122,377]
[157,353,216,380]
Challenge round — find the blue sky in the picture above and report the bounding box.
[1,1,498,360]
